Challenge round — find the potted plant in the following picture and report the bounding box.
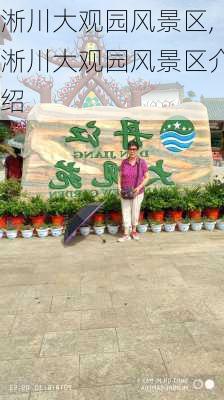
[190,218,203,232]
[29,196,47,227]
[216,215,224,231]
[183,186,203,220]
[202,181,222,220]
[164,217,176,232]
[36,224,49,238]
[203,217,216,232]
[93,221,105,236]
[80,224,91,236]
[137,219,148,234]
[6,199,25,228]
[145,188,166,222]
[21,224,34,239]
[106,220,120,235]
[163,186,183,221]
[0,179,21,201]
[149,219,163,233]
[5,223,17,239]
[49,224,63,237]
[177,217,190,232]
[98,191,121,223]
[47,197,66,226]
[0,201,7,228]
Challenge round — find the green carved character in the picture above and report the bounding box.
[49,160,82,190]
[66,121,101,148]
[92,161,119,188]
[114,119,153,150]
[147,160,174,186]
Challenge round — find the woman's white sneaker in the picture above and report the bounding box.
[117,235,131,242]
[131,231,140,240]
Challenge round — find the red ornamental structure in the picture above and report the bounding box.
[6,31,155,119]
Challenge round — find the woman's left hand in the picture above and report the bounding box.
[133,186,141,196]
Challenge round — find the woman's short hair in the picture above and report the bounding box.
[127,140,139,150]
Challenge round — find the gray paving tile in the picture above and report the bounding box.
[117,324,195,351]
[0,335,42,360]
[80,351,167,387]
[185,320,224,351]
[0,314,15,336]
[160,344,224,377]
[40,328,118,356]
[51,293,112,312]
[31,356,79,389]
[10,311,81,336]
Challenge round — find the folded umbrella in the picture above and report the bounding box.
[64,202,103,245]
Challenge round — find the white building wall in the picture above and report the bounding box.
[141,90,181,108]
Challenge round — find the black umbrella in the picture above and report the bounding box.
[64,202,104,245]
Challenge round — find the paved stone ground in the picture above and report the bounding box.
[0,229,224,399]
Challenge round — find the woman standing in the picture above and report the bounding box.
[117,140,149,242]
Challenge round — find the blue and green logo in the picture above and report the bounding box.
[160,116,196,153]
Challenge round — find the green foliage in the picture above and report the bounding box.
[47,196,68,215]
[201,180,224,209]
[160,186,183,210]
[144,187,167,211]
[28,195,47,216]
[0,180,21,201]
[180,217,190,224]
[94,221,105,227]
[21,225,33,230]
[148,219,163,225]
[7,199,26,216]
[182,186,204,211]
[100,191,121,213]
[0,177,224,219]
[144,186,182,211]
[164,217,176,224]
[0,201,7,216]
[0,123,11,142]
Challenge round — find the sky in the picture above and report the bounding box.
[1,0,224,111]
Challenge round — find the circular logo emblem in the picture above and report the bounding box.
[160,116,196,153]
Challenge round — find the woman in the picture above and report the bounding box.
[117,140,149,242]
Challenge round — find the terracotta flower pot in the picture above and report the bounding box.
[148,210,165,222]
[51,215,65,226]
[168,210,183,222]
[204,208,219,220]
[31,215,46,228]
[93,213,105,224]
[8,215,25,228]
[0,216,7,229]
[139,211,145,222]
[188,210,202,220]
[109,211,122,224]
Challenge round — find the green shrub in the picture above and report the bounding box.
[0,180,21,201]
[100,191,121,213]
[201,181,223,209]
[0,201,7,216]
[28,195,47,216]
[7,199,27,216]
[182,186,204,211]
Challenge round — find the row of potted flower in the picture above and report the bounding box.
[1,179,224,229]
[79,216,224,236]
[2,215,224,240]
[139,217,224,233]
[0,224,63,239]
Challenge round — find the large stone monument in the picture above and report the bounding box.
[22,102,213,197]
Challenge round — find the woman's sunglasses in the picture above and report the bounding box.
[129,147,138,151]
